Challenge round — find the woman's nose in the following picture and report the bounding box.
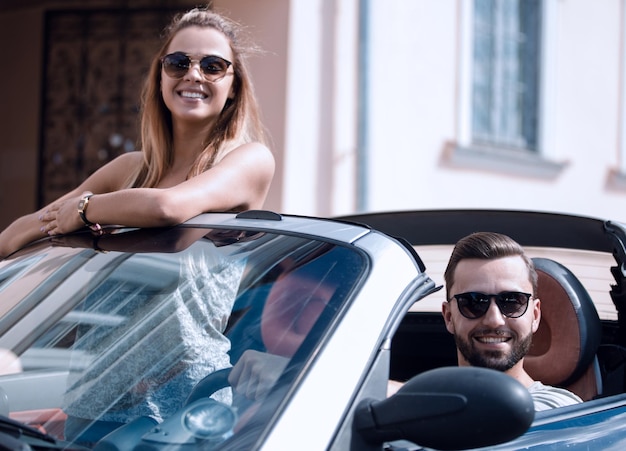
[184,62,204,81]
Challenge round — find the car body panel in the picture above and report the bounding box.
[483,395,626,450]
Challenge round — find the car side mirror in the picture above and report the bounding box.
[354,366,535,450]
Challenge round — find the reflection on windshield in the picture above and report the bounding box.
[63,243,246,444]
[0,227,365,449]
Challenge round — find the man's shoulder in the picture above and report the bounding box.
[528,381,583,411]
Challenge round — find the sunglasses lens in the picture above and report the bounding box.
[199,56,230,81]
[162,52,190,78]
[456,293,490,318]
[496,292,529,317]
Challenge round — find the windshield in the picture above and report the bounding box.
[0,226,366,449]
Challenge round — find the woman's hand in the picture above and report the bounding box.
[39,193,89,236]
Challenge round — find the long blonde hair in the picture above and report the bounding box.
[130,7,267,188]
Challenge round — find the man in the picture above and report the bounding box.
[437,231,581,410]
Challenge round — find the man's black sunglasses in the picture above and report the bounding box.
[451,291,532,319]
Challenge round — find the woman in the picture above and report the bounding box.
[0,6,274,258]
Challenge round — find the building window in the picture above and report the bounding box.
[471,0,541,151]
[452,0,564,177]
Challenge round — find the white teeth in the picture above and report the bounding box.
[478,337,508,343]
[180,91,205,99]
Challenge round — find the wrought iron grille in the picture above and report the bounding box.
[39,8,184,206]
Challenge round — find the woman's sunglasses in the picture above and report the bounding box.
[451,291,532,319]
[160,52,232,82]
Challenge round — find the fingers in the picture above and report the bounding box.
[229,351,268,401]
[229,351,290,401]
[237,358,259,400]
[39,219,57,236]
[38,210,53,222]
[229,357,245,384]
[38,197,79,236]
[39,208,60,235]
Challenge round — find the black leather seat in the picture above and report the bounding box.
[524,257,603,400]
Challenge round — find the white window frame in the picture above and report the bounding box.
[609,0,626,190]
[455,0,562,176]
[620,0,626,174]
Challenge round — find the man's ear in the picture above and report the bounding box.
[442,301,455,334]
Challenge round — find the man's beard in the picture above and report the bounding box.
[454,329,533,372]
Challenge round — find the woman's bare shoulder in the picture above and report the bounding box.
[104,151,145,175]
[111,151,144,165]
[223,142,274,170]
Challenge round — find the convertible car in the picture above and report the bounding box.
[0,209,624,450]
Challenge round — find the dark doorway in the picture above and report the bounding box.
[39,8,185,206]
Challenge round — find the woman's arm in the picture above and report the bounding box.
[0,152,141,258]
[0,205,58,258]
[46,142,274,234]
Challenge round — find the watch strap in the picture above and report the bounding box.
[78,194,94,226]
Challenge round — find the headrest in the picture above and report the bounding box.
[524,257,602,386]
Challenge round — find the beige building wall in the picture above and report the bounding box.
[361,0,626,222]
[2,0,626,232]
[212,0,290,214]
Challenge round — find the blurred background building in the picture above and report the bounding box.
[1,0,625,231]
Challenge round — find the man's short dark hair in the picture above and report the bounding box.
[443,232,537,299]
